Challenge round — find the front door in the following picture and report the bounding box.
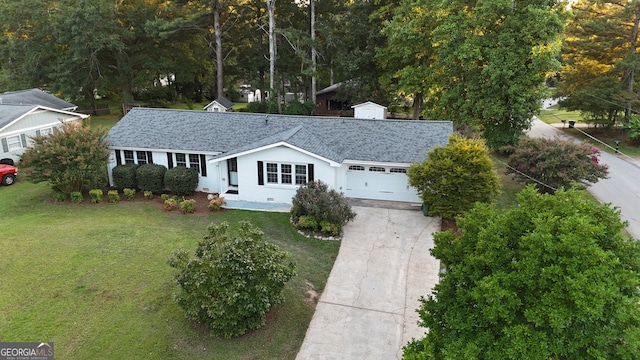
[228,158,238,186]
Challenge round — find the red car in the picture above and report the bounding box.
[0,164,18,186]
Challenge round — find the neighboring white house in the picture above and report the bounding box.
[352,101,387,120]
[106,108,452,207]
[0,104,89,164]
[203,96,234,112]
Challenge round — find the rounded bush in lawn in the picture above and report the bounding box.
[164,166,199,196]
[112,164,139,191]
[136,164,167,194]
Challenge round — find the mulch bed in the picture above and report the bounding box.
[53,189,219,215]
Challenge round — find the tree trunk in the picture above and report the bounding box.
[267,0,276,93]
[625,9,640,122]
[310,0,317,113]
[213,0,224,99]
[412,92,423,120]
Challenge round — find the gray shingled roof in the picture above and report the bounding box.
[106,108,453,164]
[0,104,38,130]
[0,89,77,110]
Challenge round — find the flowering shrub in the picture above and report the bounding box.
[290,180,356,236]
[504,138,609,193]
[180,199,196,213]
[108,190,120,203]
[208,195,226,211]
[123,188,136,200]
[70,191,83,203]
[89,189,103,203]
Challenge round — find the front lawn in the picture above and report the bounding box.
[0,182,339,359]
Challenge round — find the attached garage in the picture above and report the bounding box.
[345,165,420,202]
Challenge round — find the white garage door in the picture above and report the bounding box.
[345,165,420,202]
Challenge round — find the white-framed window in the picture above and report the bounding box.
[264,162,308,185]
[137,152,148,165]
[176,153,187,167]
[390,168,407,174]
[39,127,54,136]
[189,154,200,172]
[348,165,365,171]
[124,150,135,164]
[369,166,386,172]
[6,136,22,151]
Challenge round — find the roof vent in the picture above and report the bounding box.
[265,116,269,125]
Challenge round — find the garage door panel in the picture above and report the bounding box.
[345,167,420,202]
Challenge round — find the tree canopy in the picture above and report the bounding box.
[404,186,640,359]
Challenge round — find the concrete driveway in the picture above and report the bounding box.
[296,206,441,360]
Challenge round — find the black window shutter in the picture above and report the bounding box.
[200,154,207,177]
[36,130,41,136]
[20,134,27,147]
[1,138,7,153]
[147,151,153,164]
[167,153,173,169]
[258,161,264,185]
[115,150,122,166]
[308,164,314,182]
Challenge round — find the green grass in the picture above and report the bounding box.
[0,182,339,359]
[560,127,640,157]
[537,105,584,124]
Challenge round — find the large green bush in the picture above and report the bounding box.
[290,180,356,235]
[136,164,167,194]
[164,166,199,196]
[112,164,138,191]
[404,186,640,359]
[408,134,501,219]
[19,122,109,195]
[503,137,609,193]
[168,221,296,338]
[283,101,315,115]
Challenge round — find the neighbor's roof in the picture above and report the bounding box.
[106,108,453,164]
[203,96,234,110]
[0,104,89,131]
[0,88,77,111]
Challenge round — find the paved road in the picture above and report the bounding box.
[528,119,640,239]
[296,206,441,360]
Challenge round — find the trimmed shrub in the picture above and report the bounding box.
[168,221,296,338]
[53,189,67,202]
[111,164,138,191]
[163,199,178,211]
[295,215,319,231]
[144,190,153,200]
[180,199,196,213]
[108,190,120,203]
[208,195,226,211]
[89,189,104,203]
[320,221,340,237]
[164,166,199,196]
[70,191,83,203]
[136,164,167,194]
[290,180,356,236]
[123,188,136,200]
[161,194,170,202]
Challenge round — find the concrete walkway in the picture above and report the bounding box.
[296,206,441,360]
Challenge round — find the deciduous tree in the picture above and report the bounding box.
[404,186,640,359]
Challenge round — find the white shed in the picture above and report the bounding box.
[352,101,387,120]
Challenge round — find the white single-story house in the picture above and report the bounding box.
[203,96,234,112]
[0,104,89,164]
[352,101,387,120]
[106,108,452,205]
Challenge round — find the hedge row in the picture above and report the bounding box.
[111,164,199,195]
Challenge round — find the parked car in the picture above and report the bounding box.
[0,164,18,186]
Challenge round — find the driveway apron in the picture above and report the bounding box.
[296,206,441,360]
